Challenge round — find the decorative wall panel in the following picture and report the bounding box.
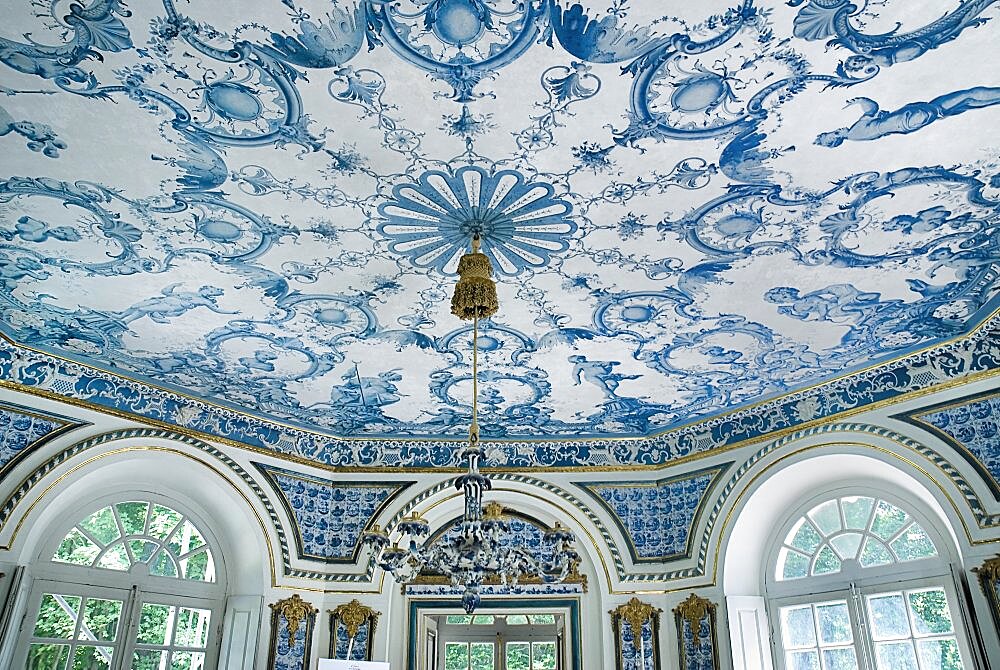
[267,594,317,670]
[580,465,728,563]
[611,598,661,670]
[255,462,412,563]
[673,595,721,670]
[329,599,380,661]
[0,400,84,477]
[0,0,997,465]
[896,390,1000,499]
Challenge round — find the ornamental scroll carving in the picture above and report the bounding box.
[610,597,661,670]
[673,594,720,670]
[267,594,318,670]
[329,599,380,661]
[974,555,1000,634]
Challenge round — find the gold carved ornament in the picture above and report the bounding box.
[673,594,716,647]
[611,597,661,651]
[331,599,380,639]
[270,594,318,646]
[974,555,1000,582]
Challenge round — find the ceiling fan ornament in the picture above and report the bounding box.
[451,233,498,321]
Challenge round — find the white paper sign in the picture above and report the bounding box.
[318,660,390,670]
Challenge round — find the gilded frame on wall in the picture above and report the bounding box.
[974,555,1000,633]
[610,597,662,670]
[267,594,318,670]
[329,598,380,661]
[673,594,721,670]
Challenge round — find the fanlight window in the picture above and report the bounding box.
[52,500,216,582]
[776,496,937,581]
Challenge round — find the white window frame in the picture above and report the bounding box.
[12,492,227,670]
[763,487,974,670]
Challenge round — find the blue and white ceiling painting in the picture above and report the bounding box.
[897,390,1000,500]
[1,0,999,446]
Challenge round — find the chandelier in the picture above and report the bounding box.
[362,233,581,613]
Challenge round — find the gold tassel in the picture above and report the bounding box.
[451,236,498,320]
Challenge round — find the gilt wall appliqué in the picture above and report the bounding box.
[0,0,998,458]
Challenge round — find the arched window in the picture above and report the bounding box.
[766,491,972,670]
[15,496,225,670]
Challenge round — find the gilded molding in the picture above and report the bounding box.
[611,597,661,651]
[673,594,714,647]
[270,593,318,645]
[331,599,379,639]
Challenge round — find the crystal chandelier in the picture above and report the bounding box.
[362,234,581,613]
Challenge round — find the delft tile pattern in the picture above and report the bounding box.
[260,463,404,561]
[620,620,655,670]
[435,514,555,563]
[333,621,370,661]
[272,617,308,670]
[0,404,67,471]
[1,0,999,452]
[680,617,716,670]
[919,394,1000,490]
[586,470,718,561]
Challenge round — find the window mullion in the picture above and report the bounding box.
[849,582,876,670]
[112,585,140,670]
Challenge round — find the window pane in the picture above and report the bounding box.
[131,649,166,670]
[813,546,841,575]
[446,615,472,625]
[829,533,863,561]
[181,550,214,582]
[507,642,530,670]
[917,639,964,670]
[808,501,842,535]
[780,548,810,580]
[532,641,556,670]
[786,650,820,670]
[890,524,937,561]
[868,594,911,640]
[875,641,918,670]
[79,598,122,642]
[175,607,211,648]
[787,519,823,554]
[507,615,529,625]
[27,643,71,670]
[54,529,101,566]
[445,642,469,670]
[840,497,874,530]
[96,544,130,571]
[79,507,120,545]
[117,502,149,536]
[781,606,817,648]
[859,538,893,568]
[168,521,206,556]
[470,643,494,670]
[150,550,178,578]
[528,614,556,625]
[815,602,852,645]
[821,647,858,670]
[34,594,80,638]
[907,589,954,635]
[72,645,113,670]
[871,501,909,541]
[128,540,157,564]
[471,615,494,625]
[149,505,183,540]
[170,651,206,670]
[137,604,174,645]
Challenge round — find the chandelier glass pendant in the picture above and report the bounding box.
[362,233,581,613]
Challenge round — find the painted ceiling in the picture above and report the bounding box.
[0,0,998,443]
